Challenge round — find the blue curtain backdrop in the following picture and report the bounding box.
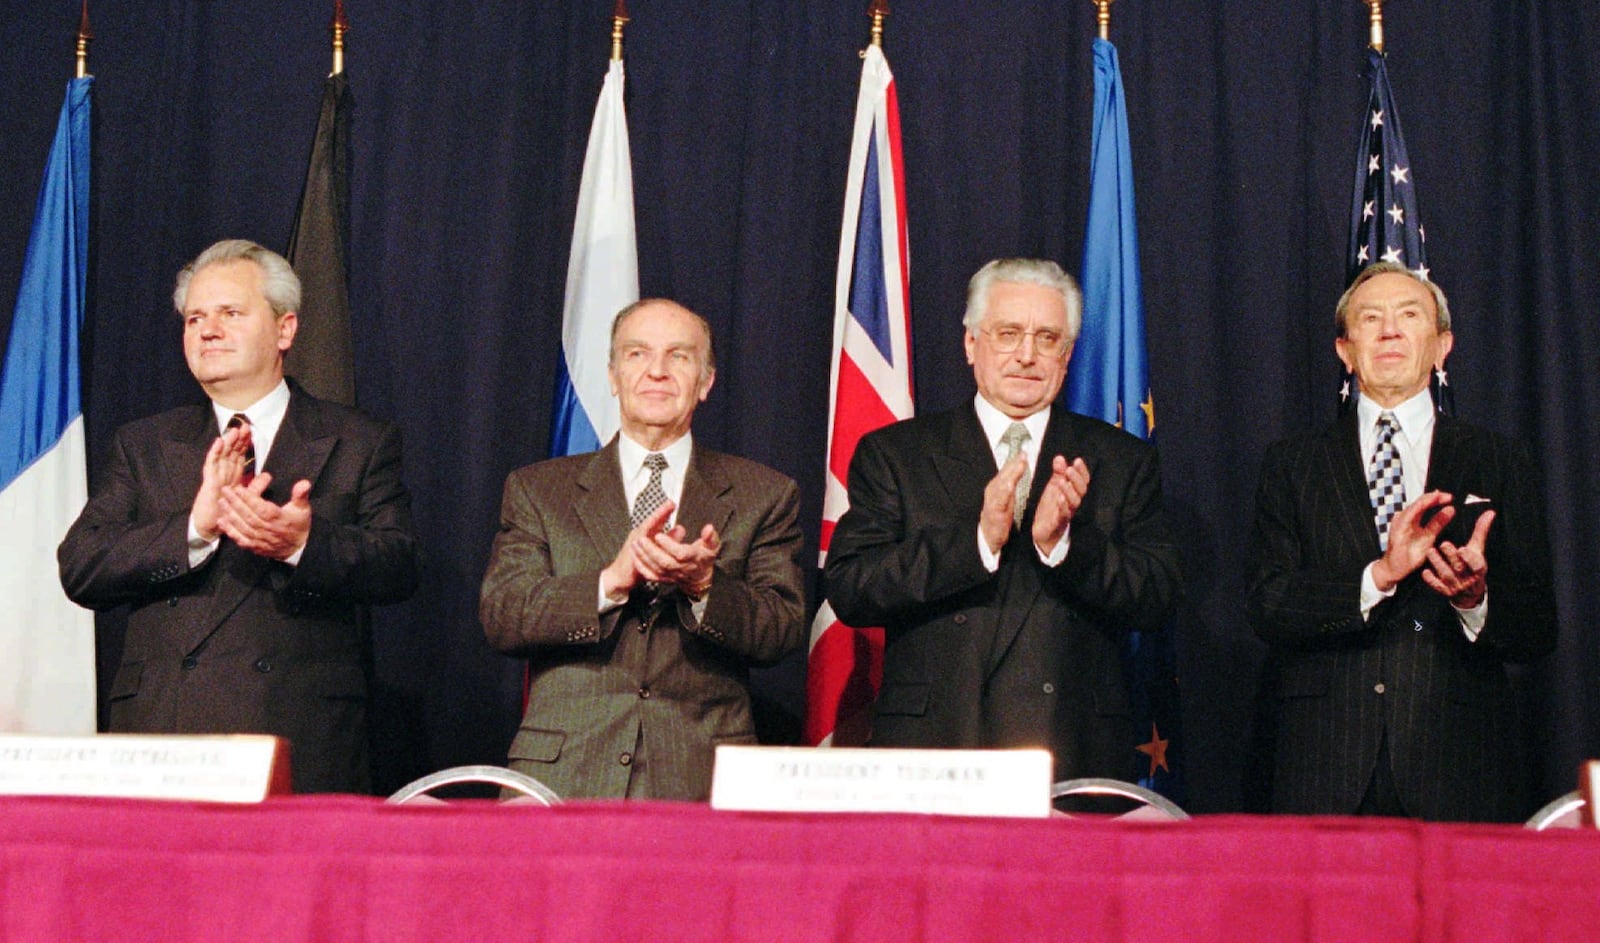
[2,1,1595,811]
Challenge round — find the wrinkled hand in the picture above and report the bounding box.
[217,473,313,561]
[636,520,721,597]
[602,502,675,597]
[192,424,253,541]
[980,453,1030,554]
[1423,508,1493,608]
[1371,491,1454,592]
[1031,455,1090,555]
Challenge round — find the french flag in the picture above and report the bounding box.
[549,58,638,458]
[0,77,96,734]
[804,45,914,747]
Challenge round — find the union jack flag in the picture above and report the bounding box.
[803,44,914,747]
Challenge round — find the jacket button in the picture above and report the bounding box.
[1374,683,1386,694]
[180,655,198,670]
[953,614,967,625]
[167,597,179,608]
[638,687,651,699]
[254,658,273,674]
[1042,683,1055,694]
[619,752,633,766]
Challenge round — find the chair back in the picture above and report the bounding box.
[1050,777,1189,821]
[387,765,561,805]
[1525,791,1585,830]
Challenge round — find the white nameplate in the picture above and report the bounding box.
[0,734,291,803]
[710,745,1051,818]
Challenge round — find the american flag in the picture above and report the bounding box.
[1346,47,1449,413]
[803,43,914,747]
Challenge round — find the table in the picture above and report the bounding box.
[1,796,1595,942]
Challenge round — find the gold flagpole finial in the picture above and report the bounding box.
[611,0,630,62]
[868,0,889,49]
[330,0,349,75]
[1364,0,1385,53]
[1094,0,1114,42]
[75,0,93,78]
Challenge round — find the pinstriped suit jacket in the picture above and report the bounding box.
[1248,410,1556,822]
[479,438,805,801]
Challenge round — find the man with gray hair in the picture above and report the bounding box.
[1248,262,1555,821]
[59,238,420,793]
[825,258,1181,781]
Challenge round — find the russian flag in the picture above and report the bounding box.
[0,77,96,734]
[804,45,914,747]
[549,59,638,457]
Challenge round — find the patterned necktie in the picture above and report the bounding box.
[1000,422,1031,528]
[1367,411,1406,550]
[630,453,669,529]
[225,413,256,486]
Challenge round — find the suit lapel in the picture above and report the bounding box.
[261,388,337,504]
[1325,409,1383,557]
[575,439,631,565]
[159,406,217,514]
[679,448,734,540]
[1423,413,1471,492]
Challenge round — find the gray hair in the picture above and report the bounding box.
[608,298,717,378]
[1335,262,1451,337]
[173,239,301,318]
[963,258,1083,343]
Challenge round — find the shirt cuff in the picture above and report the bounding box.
[978,525,1000,573]
[1454,590,1489,642]
[187,515,221,569]
[1035,525,1071,567]
[598,575,629,614]
[1359,561,1396,621]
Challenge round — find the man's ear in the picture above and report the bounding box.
[277,311,299,351]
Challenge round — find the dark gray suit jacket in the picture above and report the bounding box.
[824,403,1181,781]
[58,382,421,793]
[1248,410,1556,821]
[479,439,805,801]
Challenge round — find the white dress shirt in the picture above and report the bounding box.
[972,396,1069,572]
[1356,389,1487,640]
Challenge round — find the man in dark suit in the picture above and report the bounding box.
[58,239,420,794]
[1249,262,1556,822]
[824,258,1181,781]
[480,298,804,801]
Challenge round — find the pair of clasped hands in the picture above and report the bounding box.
[605,502,719,599]
[192,422,312,561]
[982,452,1092,557]
[1372,491,1494,608]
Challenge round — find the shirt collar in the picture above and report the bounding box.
[616,429,694,477]
[1357,387,1434,442]
[211,379,290,432]
[972,394,1050,451]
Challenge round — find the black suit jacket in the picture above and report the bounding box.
[479,439,805,800]
[1248,410,1556,822]
[58,382,420,793]
[824,403,1181,781]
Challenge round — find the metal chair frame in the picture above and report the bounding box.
[1050,777,1190,820]
[386,764,561,806]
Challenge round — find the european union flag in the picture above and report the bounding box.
[1068,38,1181,800]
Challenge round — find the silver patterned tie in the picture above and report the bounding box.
[1000,422,1031,528]
[1367,412,1406,550]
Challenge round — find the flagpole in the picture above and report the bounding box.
[1364,0,1384,53]
[1093,0,1113,42]
[612,0,629,61]
[330,0,348,75]
[75,1,92,78]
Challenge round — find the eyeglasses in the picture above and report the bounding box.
[978,326,1068,356]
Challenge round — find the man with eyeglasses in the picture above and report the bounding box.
[825,258,1181,781]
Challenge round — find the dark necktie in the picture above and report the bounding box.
[225,413,256,486]
[630,453,669,529]
[1367,411,1405,550]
